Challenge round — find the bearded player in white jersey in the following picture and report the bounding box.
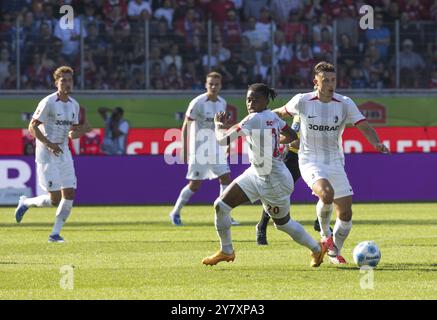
[14,66,91,243]
[202,83,327,267]
[274,62,390,264]
[169,72,239,226]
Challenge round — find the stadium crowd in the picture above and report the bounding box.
[1,0,437,90]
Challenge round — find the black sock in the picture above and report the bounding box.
[257,210,270,231]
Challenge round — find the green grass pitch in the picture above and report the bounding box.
[1,203,436,300]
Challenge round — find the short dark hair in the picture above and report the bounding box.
[313,61,336,76]
[247,83,277,101]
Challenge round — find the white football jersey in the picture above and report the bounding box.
[185,93,227,164]
[33,92,80,163]
[285,91,366,165]
[237,109,290,179]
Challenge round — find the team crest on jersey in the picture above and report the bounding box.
[334,116,339,123]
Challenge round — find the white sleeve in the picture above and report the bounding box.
[237,114,257,136]
[345,98,366,125]
[74,104,80,125]
[185,99,200,121]
[284,93,302,116]
[277,116,288,132]
[33,99,50,123]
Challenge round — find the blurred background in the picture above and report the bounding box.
[0,0,436,205]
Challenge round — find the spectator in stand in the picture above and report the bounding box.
[1,64,17,89]
[253,51,278,85]
[396,39,426,88]
[336,6,359,46]
[312,27,333,61]
[312,13,333,43]
[242,16,268,51]
[104,0,131,36]
[336,65,351,89]
[85,23,108,67]
[350,67,368,89]
[337,33,359,69]
[429,69,437,89]
[54,15,87,64]
[0,48,11,88]
[202,42,221,74]
[127,0,152,21]
[282,9,308,44]
[182,60,202,89]
[286,43,314,88]
[151,19,174,56]
[163,43,183,74]
[154,0,174,30]
[35,4,57,34]
[401,0,429,21]
[273,31,293,68]
[149,46,165,73]
[399,12,424,52]
[270,0,303,25]
[226,51,249,89]
[243,0,269,20]
[173,0,204,25]
[365,14,390,62]
[33,22,58,56]
[383,1,401,24]
[207,0,235,26]
[432,0,437,21]
[21,52,52,89]
[174,8,205,50]
[164,62,184,89]
[222,9,242,51]
[239,36,257,76]
[255,7,276,48]
[151,61,165,87]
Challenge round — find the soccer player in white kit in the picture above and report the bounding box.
[275,62,390,264]
[169,72,238,226]
[202,83,327,267]
[14,66,91,243]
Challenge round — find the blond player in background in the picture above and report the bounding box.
[15,66,91,242]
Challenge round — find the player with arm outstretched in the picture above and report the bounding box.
[14,66,91,242]
[274,61,390,264]
[202,83,327,268]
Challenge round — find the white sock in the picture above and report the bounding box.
[214,198,233,254]
[171,185,195,215]
[51,199,73,236]
[24,194,52,207]
[333,218,352,255]
[219,184,229,196]
[316,200,333,238]
[275,219,320,253]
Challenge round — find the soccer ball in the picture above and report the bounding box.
[352,241,381,268]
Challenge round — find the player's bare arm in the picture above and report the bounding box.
[68,121,92,139]
[28,118,63,156]
[272,106,293,119]
[181,116,193,163]
[279,125,297,144]
[214,111,240,146]
[355,120,390,154]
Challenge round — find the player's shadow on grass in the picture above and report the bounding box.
[332,263,437,272]
[297,219,437,226]
[0,221,245,228]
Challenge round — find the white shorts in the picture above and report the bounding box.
[234,167,294,219]
[186,163,230,180]
[300,161,353,199]
[37,161,77,192]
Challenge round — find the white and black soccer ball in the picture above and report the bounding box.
[352,241,381,268]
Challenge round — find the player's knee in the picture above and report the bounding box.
[320,190,334,204]
[214,198,231,214]
[188,181,201,192]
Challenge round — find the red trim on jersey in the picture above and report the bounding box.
[186,116,194,121]
[236,125,241,133]
[309,95,341,102]
[281,124,290,132]
[354,118,367,126]
[284,107,294,118]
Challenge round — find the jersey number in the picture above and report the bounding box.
[266,204,280,215]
